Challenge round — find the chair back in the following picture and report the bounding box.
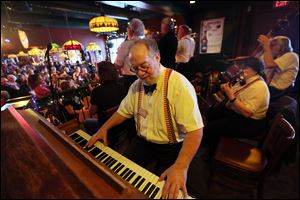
[262,114,295,175]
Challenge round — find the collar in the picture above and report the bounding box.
[132,35,145,40]
[155,65,167,92]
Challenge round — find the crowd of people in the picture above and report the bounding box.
[1,16,298,199]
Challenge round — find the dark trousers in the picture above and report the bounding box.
[123,136,183,176]
[203,106,267,159]
[269,85,292,101]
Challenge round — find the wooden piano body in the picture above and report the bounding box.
[1,106,146,198]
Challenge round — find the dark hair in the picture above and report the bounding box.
[27,74,40,89]
[97,61,119,83]
[243,56,264,75]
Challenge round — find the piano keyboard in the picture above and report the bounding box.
[69,130,192,199]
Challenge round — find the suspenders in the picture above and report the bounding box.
[137,68,177,144]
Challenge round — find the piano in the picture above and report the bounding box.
[1,106,191,199]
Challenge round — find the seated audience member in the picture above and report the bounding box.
[6,74,20,90]
[16,74,31,96]
[84,61,127,135]
[27,74,51,99]
[257,35,299,100]
[1,77,19,99]
[1,90,10,107]
[203,56,270,160]
[58,80,85,122]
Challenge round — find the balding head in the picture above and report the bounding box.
[129,39,161,85]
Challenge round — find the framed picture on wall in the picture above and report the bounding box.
[199,17,225,54]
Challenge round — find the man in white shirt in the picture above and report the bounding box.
[114,18,145,92]
[175,24,196,80]
[257,35,299,100]
[87,39,204,199]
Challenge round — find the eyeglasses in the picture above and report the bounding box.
[130,61,152,73]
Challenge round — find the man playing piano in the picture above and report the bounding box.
[86,38,204,199]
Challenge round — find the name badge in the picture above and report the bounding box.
[138,108,148,118]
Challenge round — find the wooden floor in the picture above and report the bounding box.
[186,146,299,199]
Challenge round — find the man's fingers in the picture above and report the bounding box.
[161,180,170,199]
[169,184,179,199]
[182,184,188,199]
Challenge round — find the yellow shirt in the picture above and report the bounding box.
[117,66,204,144]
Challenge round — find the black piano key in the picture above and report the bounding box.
[89,148,102,157]
[78,139,87,147]
[112,163,121,171]
[120,168,129,177]
[131,175,141,187]
[123,169,132,180]
[74,136,84,143]
[103,156,113,165]
[107,159,117,168]
[115,164,124,173]
[142,182,151,193]
[84,145,94,151]
[97,151,105,159]
[105,158,114,167]
[99,153,108,161]
[136,178,145,189]
[69,132,80,140]
[146,184,156,197]
[126,172,136,182]
[149,187,160,199]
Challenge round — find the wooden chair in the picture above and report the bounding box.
[210,114,296,198]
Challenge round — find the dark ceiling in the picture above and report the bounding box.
[1,1,191,32]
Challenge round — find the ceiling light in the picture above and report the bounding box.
[190,1,196,4]
[89,16,119,33]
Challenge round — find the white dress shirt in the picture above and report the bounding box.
[175,35,195,63]
[117,66,204,144]
[114,36,144,76]
[264,52,299,90]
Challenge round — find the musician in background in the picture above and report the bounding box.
[175,24,196,80]
[114,18,145,92]
[87,39,203,199]
[257,35,299,101]
[158,17,178,69]
[203,56,270,160]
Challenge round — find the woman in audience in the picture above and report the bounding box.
[84,61,127,135]
[27,74,51,99]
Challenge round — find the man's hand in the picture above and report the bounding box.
[221,83,235,101]
[85,128,108,148]
[257,34,270,49]
[159,164,188,199]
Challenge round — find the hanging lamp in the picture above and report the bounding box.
[89,16,119,32]
[63,40,82,51]
[86,42,100,51]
